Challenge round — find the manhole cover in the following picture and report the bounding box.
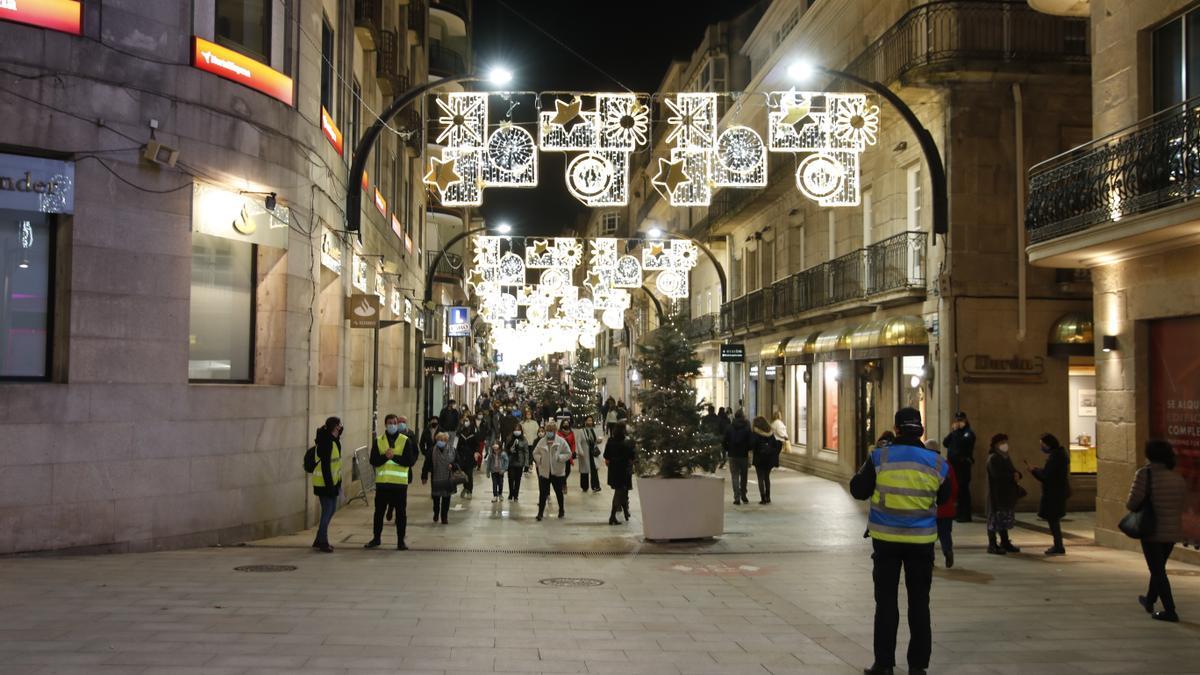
[234,564,297,573]
[539,577,604,587]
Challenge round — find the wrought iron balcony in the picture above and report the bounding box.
[354,0,384,51]
[376,30,400,95]
[430,0,469,20]
[845,0,1087,86]
[682,313,718,342]
[429,252,464,282]
[1026,100,1200,245]
[407,1,426,41]
[721,232,928,336]
[429,41,467,77]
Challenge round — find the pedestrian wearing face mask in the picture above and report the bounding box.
[558,419,577,491]
[311,416,343,553]
[1027,433,1070,556]
[576,416,601,493]
[385,415,417,523]
[506,427,530,501]
[421,431,456,524]
[985,434,1022,555]
[532,421,572,520]
[365,414,418,550]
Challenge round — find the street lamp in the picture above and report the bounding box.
[345,65,513,235]
[787,59,948,240]
[641,224,728,304]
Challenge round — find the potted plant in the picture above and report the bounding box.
[631,317,725,540]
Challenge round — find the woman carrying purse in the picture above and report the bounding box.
[1127,440,1187,622]
[985,433,1022,555]
[577,415,601,493]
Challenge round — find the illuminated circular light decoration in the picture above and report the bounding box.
[578,331,597,349]
[485,124,538,186]
[833,98,880,147]
[601,96,650,148]
[497,252,525,284]
[539,268,569,293]
[612,255,642,288]
[796,153,845,200]
[452,371,467,386]
[717,126,764,173]
[602,307,624,330]
[655,269,689,299]
[566,152,614,201]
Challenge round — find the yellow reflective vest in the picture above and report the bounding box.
[311,442,342,488]
[375,433,411,485]
[867,444,947,544]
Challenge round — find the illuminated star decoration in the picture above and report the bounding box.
[780,95,814,130]
[550,97,585,132]
[534,240,549,256]
[423,156,462,194]
[651,157,691,196]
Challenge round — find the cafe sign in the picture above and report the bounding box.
[962,354,1045,384]
[0,152,74,214]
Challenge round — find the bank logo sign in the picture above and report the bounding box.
[0,0,81,35]
[191,36,294,106]
[0,153,74,214]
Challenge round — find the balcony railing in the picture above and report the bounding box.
[1026,100,1200,245]
[429,41,467,77]
[845,0,1087,86]
[682,313,718,342]
[407,1,426,41]
[354,0,383,50]
[721,232,928,335]
[429,252,464,281]
[376,30,400,95]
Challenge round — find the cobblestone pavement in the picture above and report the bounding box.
[1,469,1197,674]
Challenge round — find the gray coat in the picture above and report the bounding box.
[1127,463,1188,543]
[575,427,598,474]
[422,443,456,497]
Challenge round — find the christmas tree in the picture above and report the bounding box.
[631,317,722,478]
[568,348,598,424]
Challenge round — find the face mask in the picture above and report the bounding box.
[385,424,399,435]
[436,440,446,449]
[546,432,555,440]
[514,431,521,437]
[998,443,1009,453]
[398,423,407,432]
[1040,445,1051,454]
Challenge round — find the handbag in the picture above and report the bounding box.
[450,467,468,486]
[1119,468,1155,539]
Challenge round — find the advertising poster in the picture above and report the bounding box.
[1149,317,1200,546]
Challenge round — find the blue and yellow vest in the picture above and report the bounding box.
[375,433,411,485]
[868,443,947,544]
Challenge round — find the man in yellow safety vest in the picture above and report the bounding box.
[850,407,951,675]
[365,413,418,550]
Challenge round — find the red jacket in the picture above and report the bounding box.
[937,462,959,519]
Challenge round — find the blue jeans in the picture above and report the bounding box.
[317,495,337,545]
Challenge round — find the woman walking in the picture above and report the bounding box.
[576,415,601,493]
[1128,440,1187,622]
[558,419,577,490]
[421,431,456,524]
[456,413,480,499]
[506,427,530,501]
[770,408,789,452]
[985,433,1022,555]
[751,416,782,505]
[1028,433,1069,556]
[604,422,635,524]
[532,421,572,521]
[311,416,343,553]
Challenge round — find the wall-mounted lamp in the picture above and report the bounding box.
[1102,335,1118,353]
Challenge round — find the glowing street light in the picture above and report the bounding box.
[487,66,514,86]
[495,221,512,234]
[787,60,816,82]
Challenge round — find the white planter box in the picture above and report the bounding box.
[637,475,725,540]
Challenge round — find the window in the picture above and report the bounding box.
[215,0,271,63]
[189,232,255,382]
[350,79,361,161]
[392,151,401,220]
[0,211,53,379]
[600,211,620,235]
[1153,8,1200,114]
[906,165,922,232]
[774,8,799,47]
[822,362,839,450]
[320,17,335,116]
[791,365,808,447]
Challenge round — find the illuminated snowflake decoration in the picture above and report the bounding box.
[435,93,487,148]
[663,93,717,150]
[833,97,880,147]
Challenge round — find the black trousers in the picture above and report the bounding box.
[508,466,524,498]
[728,456,749,501]
[755,465,772,502]
[580,459,600,491]
[871,539,934,670]
[460,465,473,494]
[610,487,630,516]
[538,475,565,516]
[1047,517,1065,549]
[491,472,504,496]
[952,460,972,520]
[373,487,407,542]
[1141,541,1176,613]
[936,518,953,557]
[432,495,450,521]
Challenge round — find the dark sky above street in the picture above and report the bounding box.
[469,0,763,236]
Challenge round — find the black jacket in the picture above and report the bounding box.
[1032,445,1070,520]
[943,425,977,466]
[438,406,461,431]
[604,436,635,491]
[751,428,782,469]
[456,422,480,466]
[849,435,952,506]
[700,413,721,436]
[313,427,342,498]
[723,418,752,459]
[370,431,418,488]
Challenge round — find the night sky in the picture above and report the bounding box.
[469,0,762,236]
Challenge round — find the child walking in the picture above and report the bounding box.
[486,442,510,503]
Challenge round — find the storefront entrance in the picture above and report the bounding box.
[856,360,878,466]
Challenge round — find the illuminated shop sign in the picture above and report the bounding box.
[0,0,81,35]
[320,228,342,274]
[447,306,470,337]
[320,106,343,155]
[391,213,403,240]
[0,152,74,214]
[373,189,387,215]
[192,182,289,248]
[362,170,369,191]
[192,36,293,106]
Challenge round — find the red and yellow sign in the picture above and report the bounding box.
[191,36,293,106]
[320,106,343,155]
[0,0,81,35]
[361,169,369,191]
[373,189,387,216]
[391,214,404,240]
[404,232,413,254]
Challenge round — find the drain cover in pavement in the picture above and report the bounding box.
[234,564,298,573]
[539,577,604,587]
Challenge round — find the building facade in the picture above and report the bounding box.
[1026,0,1200,557]
[0,0,458,554]
[630,0,1095,505]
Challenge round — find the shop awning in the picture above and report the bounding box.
[849,315,929,360]
[1048,312,1093,356]
[813,326,855,362]
[759,337,791,366]
[783,331,821,365]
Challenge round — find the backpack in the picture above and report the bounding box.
[303,445,318,473]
